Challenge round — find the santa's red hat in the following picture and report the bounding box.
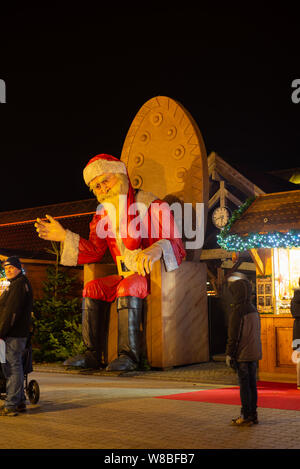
[83,154,127,186]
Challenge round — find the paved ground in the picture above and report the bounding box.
[0,362,299,451]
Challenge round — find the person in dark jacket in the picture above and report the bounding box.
[225,274,262,426]
[0,257,33,416]
[291,278,300,389]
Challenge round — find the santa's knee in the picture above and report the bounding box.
[83,279,106,300]
[116,274,148,299]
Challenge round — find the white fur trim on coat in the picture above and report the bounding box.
[155,239,179,272]
[83,159,127,186]
[60,230,80,266]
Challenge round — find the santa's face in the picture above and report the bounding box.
[89,173,129,204]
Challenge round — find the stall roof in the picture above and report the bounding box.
[217,189,300,252]
[0,198,98,260]
[229,190,300,236]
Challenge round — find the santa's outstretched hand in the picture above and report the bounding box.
[35,215,66,242]
[136,244,163,277]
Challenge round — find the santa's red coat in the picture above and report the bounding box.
[63,196,186,301]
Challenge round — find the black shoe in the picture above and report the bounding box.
[106,355,138,372]
[250,413,259,424]
[63,351,100,369]
[231,416,253,426]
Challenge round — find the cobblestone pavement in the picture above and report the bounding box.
[0,365,299,450]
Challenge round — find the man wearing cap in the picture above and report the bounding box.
[35,154,186,371]
[0,257,33,416]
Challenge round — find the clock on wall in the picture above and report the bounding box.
[212,206,231,229]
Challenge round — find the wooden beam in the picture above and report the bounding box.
[200,249,248,260]
[250,249,265,276]
[207,151,216,177]
[224,188,243,207]
[211,170,222,182]
[200,249,230,260]
[208,189,220,209]
[209,152,265,197]
[220,181,225,207]
[217,267,225,291]
[220,260,256,271]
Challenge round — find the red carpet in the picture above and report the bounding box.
[156,381,300,411]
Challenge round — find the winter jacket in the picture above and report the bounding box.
[0,272,33,338]
[291,288,300,348]
[226,278,262,362]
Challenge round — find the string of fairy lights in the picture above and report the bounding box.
[217,230,300,251]
[216,196,300,251]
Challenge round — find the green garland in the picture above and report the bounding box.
[217,196,300,251]
[217,196,255,250]
[217,229,300,251]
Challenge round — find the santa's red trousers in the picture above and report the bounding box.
[83,274,149,302]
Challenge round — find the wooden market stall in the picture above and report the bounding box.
[218,190,300,382]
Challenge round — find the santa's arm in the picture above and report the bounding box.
[60,230,108,266]
[35,214,108,266]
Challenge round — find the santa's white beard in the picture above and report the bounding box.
[96,176,129,235]
[95,176,128,204]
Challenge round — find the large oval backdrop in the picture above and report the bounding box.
[121,96,209,260]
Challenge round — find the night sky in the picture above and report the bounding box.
[0,5,299,211]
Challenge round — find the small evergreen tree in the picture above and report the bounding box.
[32,242,86,362]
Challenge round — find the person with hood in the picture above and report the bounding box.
[0,257,33,416]
[225,273,262,426]
[291,277,300,389]
[35,154,186,372]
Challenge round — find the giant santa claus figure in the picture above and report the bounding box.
[35,154,186,371]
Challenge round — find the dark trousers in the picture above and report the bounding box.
[236,361,258,419]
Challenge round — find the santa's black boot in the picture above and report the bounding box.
[64,297,110,368]
[106,296,143,371]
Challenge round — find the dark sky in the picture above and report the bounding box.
[0,5,299,211]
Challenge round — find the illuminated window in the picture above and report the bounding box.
[273,248,300,313]
[256,276,273,313]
